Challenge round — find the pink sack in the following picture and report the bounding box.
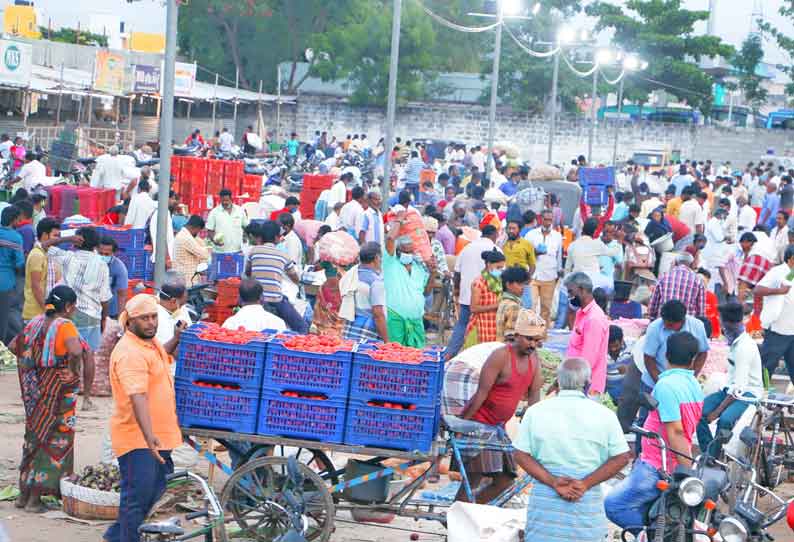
[316,231,359,266]
[294,219,325,248]
[397,211,433,264]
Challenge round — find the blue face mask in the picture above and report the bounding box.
[399,253,414,265]
[490,269,503,279]
[100,255,112,264]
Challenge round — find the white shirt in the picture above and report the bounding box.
[737,205,757,232]
[565,235,606,275]
[525,227,562,282]
[361,207,385,244]
[454,237,498,305]
[155,304,192,349]
[471,151,486,171]
[149,211,175,261]
[0,140,12,159]
[18,160,46,192]
[327,180,347,210]
[679,199,705,232]
[124,191,157,229]
[324,211,342,230]
[223,304,286,332]
[90,154,128,191]
[758,263,794,335]
[339,200,365,235]
[726,332,764,398]
[770,225,790,264]
[219,131,234,152]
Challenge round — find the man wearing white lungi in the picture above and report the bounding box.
[513,358,631,542]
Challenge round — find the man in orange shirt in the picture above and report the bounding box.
[105,294,182,542]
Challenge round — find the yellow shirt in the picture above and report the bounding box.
[109,331,182,458]
[22,246,47,320]
[666,197,683,218]
[503,238,536,270]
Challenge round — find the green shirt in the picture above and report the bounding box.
[382,251,429,320]
[513,390,629,474]
[206,204,249,254]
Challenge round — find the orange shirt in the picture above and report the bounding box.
[109,331,182,458]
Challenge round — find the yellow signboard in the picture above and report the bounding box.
[94,50,126,95]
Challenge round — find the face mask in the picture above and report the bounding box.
[723,321,744,344]
[100,255,112,264]
[569,295,582,308]
[399,253,414,265]
[490,269,503,279]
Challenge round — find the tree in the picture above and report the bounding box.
[39,26,108,47]
[732,34,768,124]
[759,1,794,99]
[309,2,441,106]
[586,0,734,114]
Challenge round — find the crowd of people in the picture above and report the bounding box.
[5,128,794,542]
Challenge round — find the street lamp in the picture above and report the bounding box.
[612,54,646,165]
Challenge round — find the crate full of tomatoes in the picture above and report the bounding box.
[257,389,347,444]
[175,323,270,390]
[175,378,260,434]
[350,342,443,409]
[263,334,355,399]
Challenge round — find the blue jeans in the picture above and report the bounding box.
[554,287,569,329]
[604,459,662,535]
[521,285,533,309]
[446,304,471,359]
[696,389,750,456]
[105,449,174,542]
[77,325,102,351]
[265,297,308,334]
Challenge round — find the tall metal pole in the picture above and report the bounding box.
[381,0,402,210]
[547,48,560,165]
[154,0,178,286]
[485,2,503,180]
[612,76,624,166]
[256,80,263,135]
[56,64,64,125]
[233,67,239,126]
[211,73,218,133]
[587,66,598,164]
[276,66,282,144]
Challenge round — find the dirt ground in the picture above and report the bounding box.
[1,369,792,542]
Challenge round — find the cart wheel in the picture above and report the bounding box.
[271,446,340,486]
[220,456,334,542]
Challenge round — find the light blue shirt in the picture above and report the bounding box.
[611,201,629,222]
[382,251,428,319]
[641,316,710,388]
[599,239,624,280]
[514,390,629,473]
[404,157,426,185]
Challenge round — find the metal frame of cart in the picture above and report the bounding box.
[182,427,533,541]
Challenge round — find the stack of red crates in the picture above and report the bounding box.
[238,174,262,203]
[180,157,208,201]
[299,174,335,219]
[75,187,116,222]
[207,277,240,324]
[206,160,225,195]
[171,156,183,194]
[224,161,244,195]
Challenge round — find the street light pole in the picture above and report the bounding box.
[587,64,598,165]
[485,2,504,179]
[547,47,560,165]
[381,0,402,211]
[612,76,625,166]
[154,0,178,286]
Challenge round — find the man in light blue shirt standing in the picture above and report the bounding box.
[403,150,426,202]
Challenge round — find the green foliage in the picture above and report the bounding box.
[39,26,108,47]
[732,34,768,121]
[585,0,734,113]
[759,1,794,98]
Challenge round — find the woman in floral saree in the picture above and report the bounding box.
[13,285,93,512]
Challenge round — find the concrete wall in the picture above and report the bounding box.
[270,95,794,166]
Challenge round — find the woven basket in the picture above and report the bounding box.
[60,478,120,520]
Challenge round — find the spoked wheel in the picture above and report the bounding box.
[250,445,339,486]
[220,456,334,542]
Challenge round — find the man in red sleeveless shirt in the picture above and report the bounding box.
[456,309,545,503]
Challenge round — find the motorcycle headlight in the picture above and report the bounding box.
[719,517,748,542]
[678,477,706,507]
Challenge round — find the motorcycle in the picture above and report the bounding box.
[623,393,730,542]
[185,263,214,322]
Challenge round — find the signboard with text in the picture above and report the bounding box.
[0,40,32,87]
[133,64,161,94]
[172,61,196,97]
[94,50,126,95]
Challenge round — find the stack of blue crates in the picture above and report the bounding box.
[174,325,268,434]
[98,227,149,280]
[209,252,245,281]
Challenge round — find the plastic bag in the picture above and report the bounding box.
[316,231,359,266]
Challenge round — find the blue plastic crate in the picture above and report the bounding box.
[99,227,147,251]
[210,252,245,280]
[257,391,346,443]
[176,334,267,389]
[350,345,442,408]
[175,378,260,434]
[116,249,149,279]
[344,400,438,453]
[264,339,352,399]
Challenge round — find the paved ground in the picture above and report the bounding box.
[1,368,792,542]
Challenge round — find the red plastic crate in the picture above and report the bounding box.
[223,161,244,193]
[216,278,241,308]
[240,174,262,197]
[303,174,334,191]
[207,160,225,176]
[171,156,182,183]
[205,175,224,196]
[206,305,234,324]
[189,194,213,215]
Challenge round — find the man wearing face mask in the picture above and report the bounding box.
[564,272,610,395]
[154,276,191,360]
[696,301,763,455]
[97,237,129,322]
[384,222,434,347]
[525,210,563,328]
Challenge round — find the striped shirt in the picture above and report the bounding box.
[59,249,113,319]
[247,244,293,303]
[647,265,705,320]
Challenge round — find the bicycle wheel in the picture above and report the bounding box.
[220,456,334,542]
[240,445,339,486]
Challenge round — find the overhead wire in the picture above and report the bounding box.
[413,0,502,33]
[502,24,560,58]
[561,53,599,77]
[600,69,625,85]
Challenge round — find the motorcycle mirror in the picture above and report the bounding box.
[639,392,659,412]
[196,263,209,274]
